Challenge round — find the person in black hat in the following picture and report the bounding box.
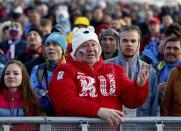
[99,29,119,60]
[17,27,44,74]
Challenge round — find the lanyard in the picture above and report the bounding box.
[8,97,19,117]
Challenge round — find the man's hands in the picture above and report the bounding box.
[158,82,167,89]
[136,64,150,87]
[97,107,125,126]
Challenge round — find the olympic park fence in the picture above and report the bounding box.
[0,117,181,131]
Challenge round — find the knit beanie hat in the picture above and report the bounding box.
[74,16,90,26]
[51,24,65,35]
[99,29,119,42]
[56,17,71,35]
[71,26,102,58]
[45,32,67,54]
[95,24,110,36]
[28,27,43,37]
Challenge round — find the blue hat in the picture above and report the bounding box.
[51,24,65,35]
[56,17,71,35]
[45,32,67,54]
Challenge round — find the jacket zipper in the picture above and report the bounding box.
[11,97,15,116]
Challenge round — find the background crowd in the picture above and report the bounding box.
[0,0,181,121]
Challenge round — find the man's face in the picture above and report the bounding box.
[164,41,181,63]
[93,8,103,22]
[162,15,173,27]
[45,42,63,63]
[119,31,140,57]
[111,20,121,30]
[145,10,153,22]
[28,10,41,25]
[75,40,100,66]
[149,23,160,34]
[42,25,52,35]
[9,22,22,40]
[27,31,42,47]
[100,36,117,54]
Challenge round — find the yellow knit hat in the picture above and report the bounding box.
[74,17,90,26]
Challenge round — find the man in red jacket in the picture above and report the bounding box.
[48,26,150,126]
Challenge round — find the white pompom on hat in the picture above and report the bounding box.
[71,26,102,59]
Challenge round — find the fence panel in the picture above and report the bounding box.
[51,123,81,131]
[122,123,156,131]
[8,124,39,131]
[0,117,181,131]
[163,123,181,131]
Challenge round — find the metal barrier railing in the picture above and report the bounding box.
[1,117,181,131]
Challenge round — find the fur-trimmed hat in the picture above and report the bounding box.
[45,32,67,54]
[71,26,102,58]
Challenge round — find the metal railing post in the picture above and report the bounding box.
[80,121,89,131]
[3,124,10,131]
[119,123,123,131]
[156,121,163,131]
[40,124,46,131]
[42,117,51,131]
[46,124,52,131]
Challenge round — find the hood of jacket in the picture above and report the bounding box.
[106,39,141,80]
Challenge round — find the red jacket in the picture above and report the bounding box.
[0,89,35,116]
[49,57,149,116]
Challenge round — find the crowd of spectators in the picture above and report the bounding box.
[0,0,181,125]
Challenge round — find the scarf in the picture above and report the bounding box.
[159,60,181,83]
[6,39,21,60]
[26,46,42,56]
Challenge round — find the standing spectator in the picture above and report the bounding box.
[91,6,104,29]
[0,60,41,116]
[25,34,49,75]
[40,19,52,36]
[140,23,181,67]
[30,32,67,116]
[0,21,10,42]
[160,14,173,33]
[161,64,181,116]
[99,29,119,60]
[157,37,181,112]
[56,17,71,36]
[163,23,181,39]
[0,21,28,60]
[48,26,149,126]
[140,17,161,52]
[17,28,43,74]
[24,6,41,37]
[111,18,123,32]
[139,9,154,37]
[95,24,110,38]
[106,26,158,116]
[123,15,132,26]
